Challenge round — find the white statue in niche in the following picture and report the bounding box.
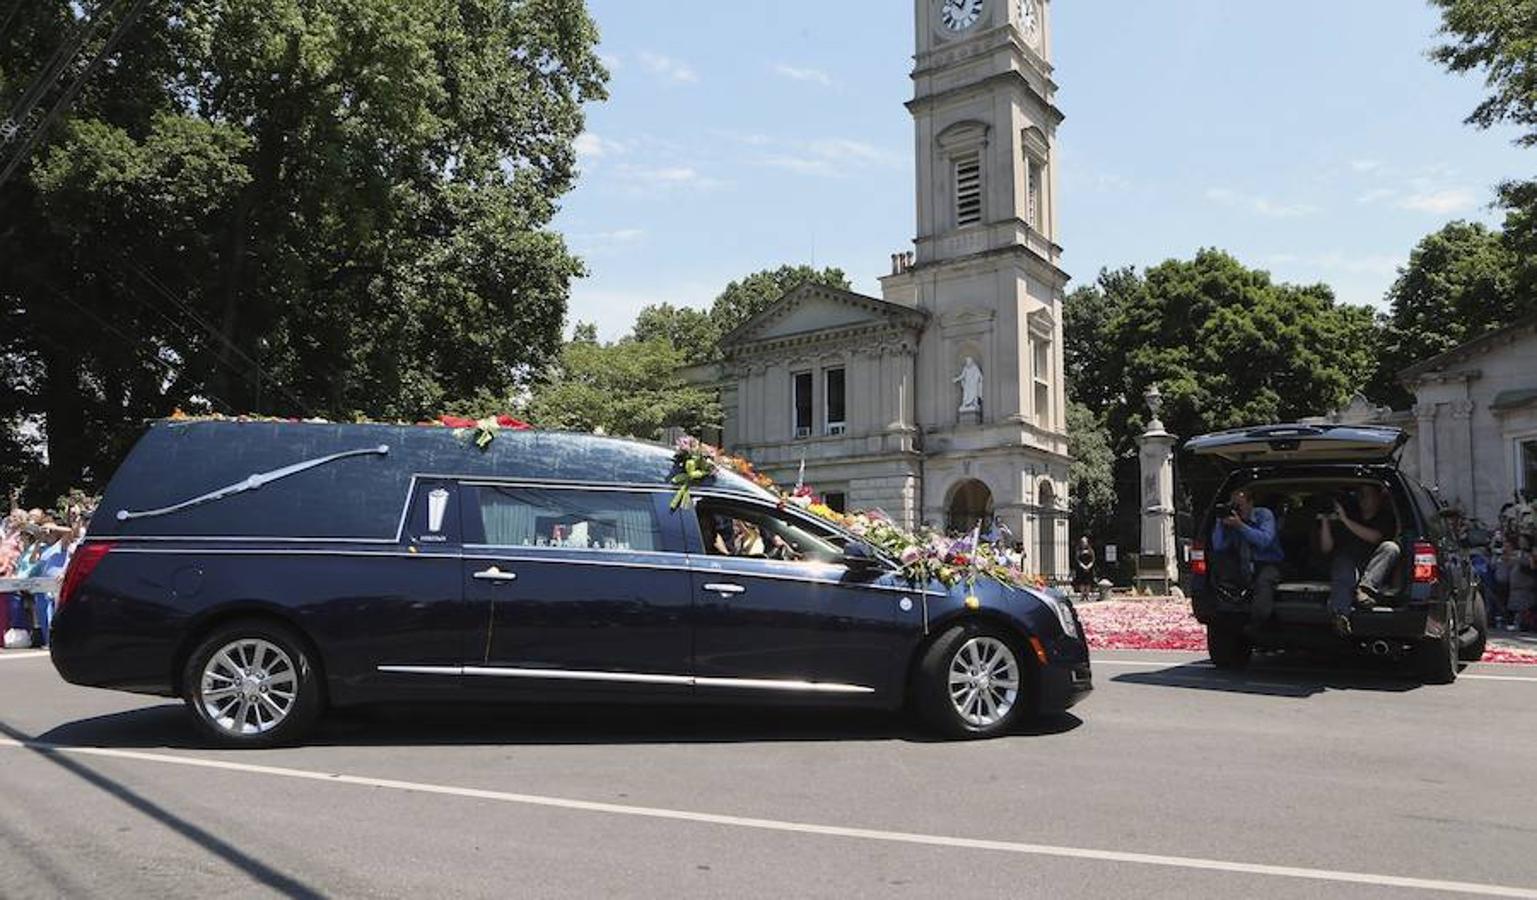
[955,357,983,413]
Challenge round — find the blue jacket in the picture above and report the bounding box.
[1211,507,1285,563]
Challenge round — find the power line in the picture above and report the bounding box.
[0,0,148,190]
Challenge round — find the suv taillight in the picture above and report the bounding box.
[1191,541,1208,577]
[58,541,113,610]
[1412,541,1438,584]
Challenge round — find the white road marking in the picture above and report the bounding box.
[0,651,48,662]
[0,738,1533,897]
[1092,657,1537,683]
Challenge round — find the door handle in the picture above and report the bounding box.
[473,566,518,583]
[703,582,745,596]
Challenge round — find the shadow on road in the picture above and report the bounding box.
[0,719,324,898]
[1111,652,1432,697]
[37,703,1084,749]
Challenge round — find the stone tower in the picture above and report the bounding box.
[881,0,1071,575]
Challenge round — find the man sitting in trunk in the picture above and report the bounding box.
[1319,483,1400,636]
[1210,488,1284,623]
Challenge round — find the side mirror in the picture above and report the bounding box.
[842,541,882,573]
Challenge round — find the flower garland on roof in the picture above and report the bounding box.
[166,409,534,451]
[671,437,1043,592]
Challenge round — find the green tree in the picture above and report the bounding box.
[1369,221,1525,406]
[0,0,606,496]
[632,303,719,363]
[708,264,850,339]
[1068,251,1378,455]
[1066,400,1116,542]
[526,335,720,439]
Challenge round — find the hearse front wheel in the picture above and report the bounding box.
[912,624,1031,739]
[1206,624,1252,671]
[183,620,323,748]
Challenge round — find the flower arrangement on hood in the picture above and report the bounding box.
[671,437,1042,592]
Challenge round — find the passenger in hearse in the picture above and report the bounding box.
[1318,483,1400,636]
[1210,488,1286,622]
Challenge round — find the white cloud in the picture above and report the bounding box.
[637,51,698,84]
[600,52,622,72]
[1350,159,1383,174]
[574,132,626,160]
[1398,188,1479,215]
[1262,252,1404,278]
[615,163,725,190]
[1205,187,1319,218]
[1356,188,1398,205]
[573,228,647,245]
[773,63,834,87]
[752,137,902,178]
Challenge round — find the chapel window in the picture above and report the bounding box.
[1032,339,1051,427]
[955,153,983,227]
[1026,156,1044,231]
[793,371,813,438]
[1520,438,1537,497]
[825,367,847,436]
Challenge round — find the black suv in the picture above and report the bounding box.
[1185,424,1485,682]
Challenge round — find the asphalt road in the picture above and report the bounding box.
[3,647,1537,899]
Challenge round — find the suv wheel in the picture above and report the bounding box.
[1415,603,1459,684]
[1458,587,1489,663]
[912,624,1031,739]
[1206,624,1252,671]
[183,620,324,747]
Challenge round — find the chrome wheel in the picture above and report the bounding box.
[199,638,298,736]
[947,636,1020,728]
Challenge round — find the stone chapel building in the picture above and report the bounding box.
[692,0,1071,577]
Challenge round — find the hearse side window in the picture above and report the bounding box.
[694,499,843,565]
[478,487,661,552]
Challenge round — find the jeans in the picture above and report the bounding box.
[34,594,52,646]
[1210,551,1282,622]
[1328,541,1401,615]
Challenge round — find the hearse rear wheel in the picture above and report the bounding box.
[1206,624,1252,671]
[912,624,1031,740]
[183,620,323,748]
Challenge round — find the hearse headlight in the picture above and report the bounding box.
[1038,590,1079,638]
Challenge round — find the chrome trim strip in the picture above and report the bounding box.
[462,666,693,686]
[702,582,746,595]
[378,665,463,676]
[116,445,391,522]
[461,479,673,493]
[463,544,685,561]
[693,677,875,695]
[376,665,875,694]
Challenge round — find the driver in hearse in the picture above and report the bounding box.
[1210,488,1285,623]
[1318,483,1400,636]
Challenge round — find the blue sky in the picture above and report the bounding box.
[557,1,1531,340]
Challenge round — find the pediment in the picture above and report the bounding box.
[721,284,927,351]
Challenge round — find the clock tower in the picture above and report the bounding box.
[882,0,1070,573]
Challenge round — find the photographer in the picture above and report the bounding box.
[1318,483,1399,636]
[1210,488,1284,622]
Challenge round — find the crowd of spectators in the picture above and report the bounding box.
[0,499,94,649]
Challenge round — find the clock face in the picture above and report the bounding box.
[1018,0,1041,43]
[940,0,986,32]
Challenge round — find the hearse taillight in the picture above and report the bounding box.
[1190,541,1208,577]
[58,541,114,610]
[1411,541,1439,585]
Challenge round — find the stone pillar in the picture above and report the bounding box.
[1413,402,1438,494]
[1451,399,1476,515]
[1136,385,1179,594]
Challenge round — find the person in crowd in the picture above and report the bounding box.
[1210,487,1284,624]
[1508,543,1537,633]
[1071,537,1097,602]
[1318,483,1400,637]
[0,508,23,636]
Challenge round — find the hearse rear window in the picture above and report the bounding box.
[478,487,661,552]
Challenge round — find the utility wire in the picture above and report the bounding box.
[0,0,117,149]
[0,0,147,190]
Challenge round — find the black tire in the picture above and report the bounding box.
[1459,588,1489,663]
[1206,624,1252,671]
[1415,603,1459,685]
[911,623,1033,740]
[182,619,324,748]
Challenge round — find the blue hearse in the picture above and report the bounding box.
[51,420,1091,746]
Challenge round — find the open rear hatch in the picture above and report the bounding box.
[1184,424,1408,465]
